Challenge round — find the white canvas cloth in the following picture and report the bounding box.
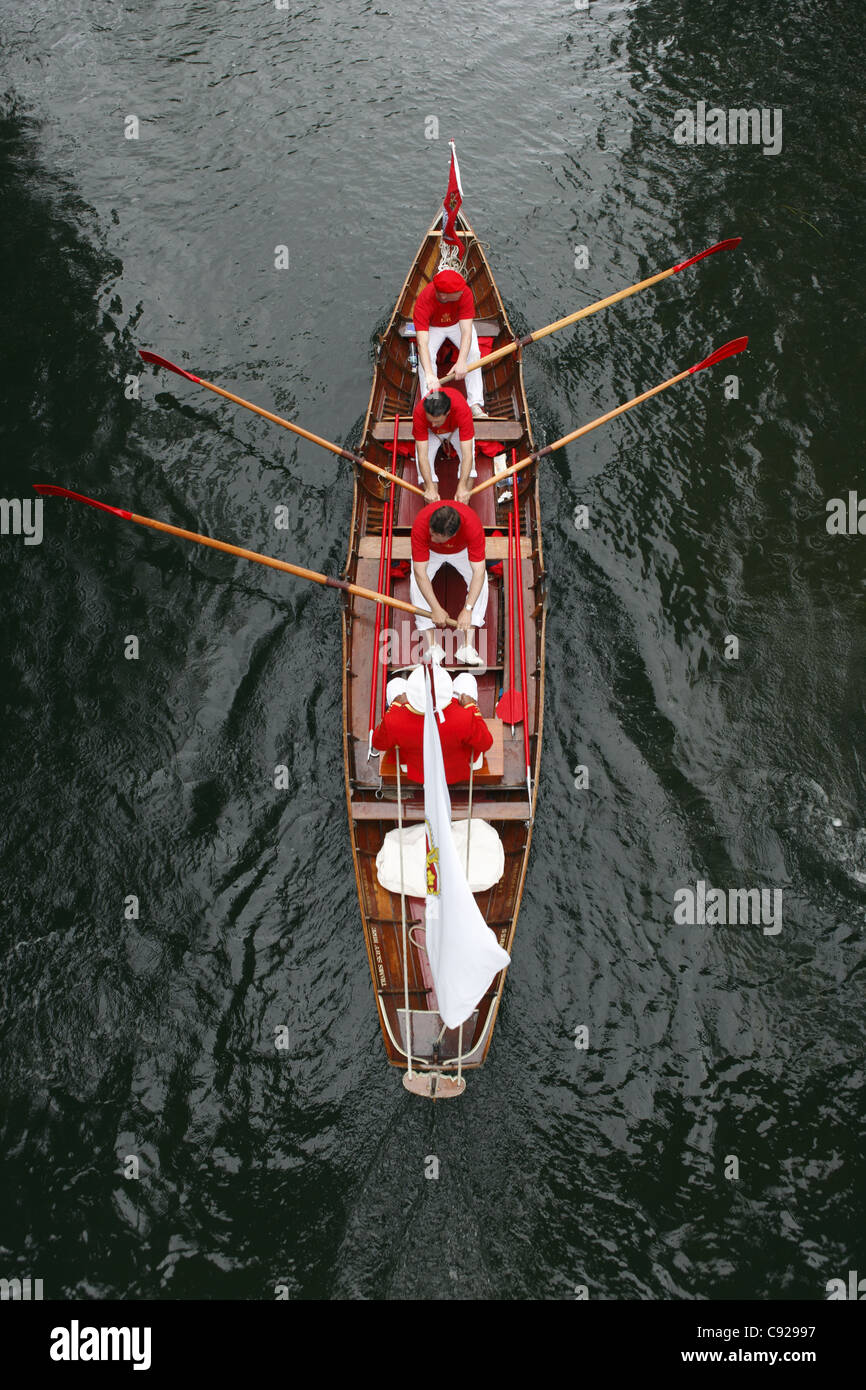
[375,819,505,897]
[420,668,510,1028]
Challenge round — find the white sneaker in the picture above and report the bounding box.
[471,404,489,419]
[424,643,445,664]
[456,644,484,666]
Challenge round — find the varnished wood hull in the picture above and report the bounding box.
[341,210,546,1085]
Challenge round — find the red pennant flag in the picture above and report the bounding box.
[441,141,464,256]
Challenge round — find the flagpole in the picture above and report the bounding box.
[466,762,474,875]
[396,748,413,1080]
[449,138,463,196]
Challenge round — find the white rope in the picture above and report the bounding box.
[437,240,465,274]
[396,747,412,1078]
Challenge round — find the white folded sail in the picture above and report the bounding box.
[421,669,511,1029]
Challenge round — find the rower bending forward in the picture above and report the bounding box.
[410,501,487,667]
[413,268,488,418]
[413,387,477,506]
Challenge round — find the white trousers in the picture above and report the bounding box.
[416,428,477,485]
[410,546,489,632]
[418,322,483,408]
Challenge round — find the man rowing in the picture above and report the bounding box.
[410,500,487,666]
[413,387,480,506]
[413,268,488,418]
[373,665,492,784]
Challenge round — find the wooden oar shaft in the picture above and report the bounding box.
[127,513,430,617]
[439,339,519,384]
[198,377,423,497]
[440,269,679,385]
[440,239,740,384]
[469,366,692,495]
[142,354,424,498]
[529,267,675,343]
[200,377,349,457]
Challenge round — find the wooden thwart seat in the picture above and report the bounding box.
[398,317,501,337]
[358,534,530,560]
[351,799,532,822]
[371,419,523,443]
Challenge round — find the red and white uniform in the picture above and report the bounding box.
[413,276,483,409]
[372,700,493,785]
[413,280,475,332]
[409,501,489,634]
[412,387,476,484]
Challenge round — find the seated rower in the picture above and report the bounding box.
[410,501,488,667]
[452,671,481,710]
[372,665,492,785]
[413,387,477,506]
[413,268,488,418]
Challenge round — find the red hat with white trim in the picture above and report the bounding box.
[433,269,466,293]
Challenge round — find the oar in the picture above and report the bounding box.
[138,350,424,498]
[439,237,742,385]
[495,511,523,731]
[368,416,399,758]
[512,462,532,808]
[33,485,451,622]
[470,337,749,497]
[380,416,400,721]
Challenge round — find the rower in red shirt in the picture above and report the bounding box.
[372,665,492,785]
[413,387,477,505]
[413,268,487,417]
[410,500,487,667]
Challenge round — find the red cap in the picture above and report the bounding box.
[433,269,465,294]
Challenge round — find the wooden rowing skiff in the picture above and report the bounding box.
[341,206,546,1097]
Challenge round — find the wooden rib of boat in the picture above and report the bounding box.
[341,208,546,1095]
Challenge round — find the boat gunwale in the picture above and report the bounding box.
[341,206,547,1072]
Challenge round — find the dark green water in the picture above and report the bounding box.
[1,0,864,1300]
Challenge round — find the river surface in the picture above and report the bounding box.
[1,0,864,1300]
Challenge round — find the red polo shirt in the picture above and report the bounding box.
[413,280,475,332]
[412,387,475,446]
[372,700,493,785]
[411,501,486,563]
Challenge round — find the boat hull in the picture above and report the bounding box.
[341,210,546,1081]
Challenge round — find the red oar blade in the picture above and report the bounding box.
[34,484,132,519]
[672,236,742,273]
[138,350,201,384]
[689,336,749,375]
[496,689,526,723]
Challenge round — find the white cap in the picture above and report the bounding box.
[386,677,408,705]
[406,663,453,715]
[451,672,478,702]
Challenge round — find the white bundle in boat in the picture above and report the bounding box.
[376,819,505,897]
